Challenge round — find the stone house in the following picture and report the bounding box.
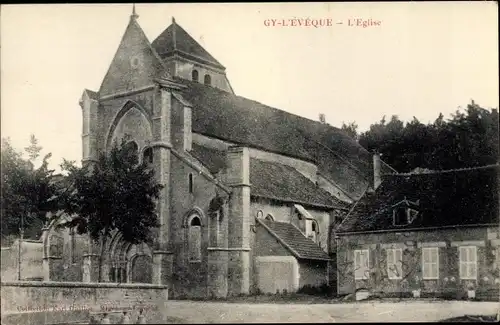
[33,9,399,299]
[335,159,499,300]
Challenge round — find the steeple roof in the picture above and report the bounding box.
[152,17,225,69]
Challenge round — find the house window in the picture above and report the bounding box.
[188,173,194,193]
[354,249,370,280]
[143,147,153,165]
[393,207,407,226]
[459,246,477,280]
[188,216,202,262]
[192,69,199,82]
[204,74,211,86]
[393,207,419,226]
[387,248,403,279]
[422,247,439,279]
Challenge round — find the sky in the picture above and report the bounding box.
[1,2,498,170]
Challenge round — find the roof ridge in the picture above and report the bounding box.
[387,163,499,176]
[178,77,347,136]
[180,77,380,177]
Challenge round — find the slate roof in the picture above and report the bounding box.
[257,219,331,261]
[151,20,224,69]
[175,77,389,199]
[337,165,499,234]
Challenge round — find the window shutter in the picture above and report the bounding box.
[354,251,361,279]
[396,249,403,277]
[422,249,428,278]
[470,247,477,263]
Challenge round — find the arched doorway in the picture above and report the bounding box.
[130,254,153,283]
[125,242,153,284]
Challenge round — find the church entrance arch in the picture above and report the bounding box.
[125,242,153,284]
[108,232,153,284]
[130,254,153,283]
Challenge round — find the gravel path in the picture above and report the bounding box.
[162,300,499,323]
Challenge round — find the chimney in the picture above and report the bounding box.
[373,152,382,190]
[319,113,326,124]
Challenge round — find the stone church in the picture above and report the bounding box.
[35,9,393,298]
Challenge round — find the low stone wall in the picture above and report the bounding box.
[1,281,169,324]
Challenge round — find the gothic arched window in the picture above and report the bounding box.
[192,69,199,82]
[204,74,211,86]
[188,215,202,262]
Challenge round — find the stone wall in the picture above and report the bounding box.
[169,154,221,298]
[1,281,169,323]
[336,227,500,299]
[1,241,43,281]
[254,256,299,294]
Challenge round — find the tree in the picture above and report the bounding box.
[359,102,499,172]
[341,121,359,141]
[0,136,59,245]
[56,138,163,282]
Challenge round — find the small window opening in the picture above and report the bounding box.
[393,207,408,226]
[188,173,194,193]
[192,69,199,82]
[124,140,139,157]
[143,147,153,164]
[204,74,211,86]
[191,216,201,226]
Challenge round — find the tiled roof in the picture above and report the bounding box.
[176,77,381,199]
[337,165,499,234]
[152,21,224,69]
[258,219,330,261]
[190,143,348,209]
[249,158,350,210]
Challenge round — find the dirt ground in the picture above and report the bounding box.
[161,300,499,323]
